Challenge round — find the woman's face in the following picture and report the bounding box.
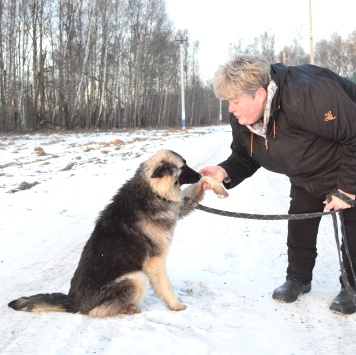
[228,87,267,125]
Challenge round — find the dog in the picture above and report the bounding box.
[8,149,228,317]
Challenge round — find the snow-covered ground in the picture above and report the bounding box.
[1,125,355,355]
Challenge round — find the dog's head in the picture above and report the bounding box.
[149,150,201,186]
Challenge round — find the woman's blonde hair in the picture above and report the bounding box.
[213,55,271,100]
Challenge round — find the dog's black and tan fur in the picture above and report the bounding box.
[8,149,228,317]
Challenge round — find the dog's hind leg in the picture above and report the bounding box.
[88,271,147,318]
[143,256,186,311]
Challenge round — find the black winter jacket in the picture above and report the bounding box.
[219,63,356,199]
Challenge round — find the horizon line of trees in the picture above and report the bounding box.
[231,31,356,78]
[1,0,356,133]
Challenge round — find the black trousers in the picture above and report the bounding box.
[286,183,356,287]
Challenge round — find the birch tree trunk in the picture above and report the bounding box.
[70,2,93,128]
[0,1,5,130]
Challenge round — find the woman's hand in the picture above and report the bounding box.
[323,189,356,210]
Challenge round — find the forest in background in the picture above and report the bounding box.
[1,0,356,132]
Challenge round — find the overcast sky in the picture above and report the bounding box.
[165,0,356,79]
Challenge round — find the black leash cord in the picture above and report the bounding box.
[184,197,335,220]
[184,193,356,305]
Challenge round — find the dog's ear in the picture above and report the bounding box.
[151,162,174,179]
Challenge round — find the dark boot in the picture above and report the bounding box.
[272,280,311,303]
[329,288,356,315]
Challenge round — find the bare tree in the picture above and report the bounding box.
[259,31,276,63]
[278,38,309,66]
[346,31,356,74]
[314,33,348,75]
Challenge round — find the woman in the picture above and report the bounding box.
[200,55,356,314]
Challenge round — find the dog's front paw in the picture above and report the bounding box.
[169,303,187,311]
[201,176,229,198]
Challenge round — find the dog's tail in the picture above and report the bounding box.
[8,293,75,313]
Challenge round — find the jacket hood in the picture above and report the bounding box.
[270,63,288,113]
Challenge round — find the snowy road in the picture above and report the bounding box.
[1,126,355,354]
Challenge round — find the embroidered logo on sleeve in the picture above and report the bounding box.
[324,111,336,122]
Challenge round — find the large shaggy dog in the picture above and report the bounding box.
[8,149,228,317]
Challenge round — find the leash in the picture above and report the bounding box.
[184,197,335,220]
[184,190,356,305]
